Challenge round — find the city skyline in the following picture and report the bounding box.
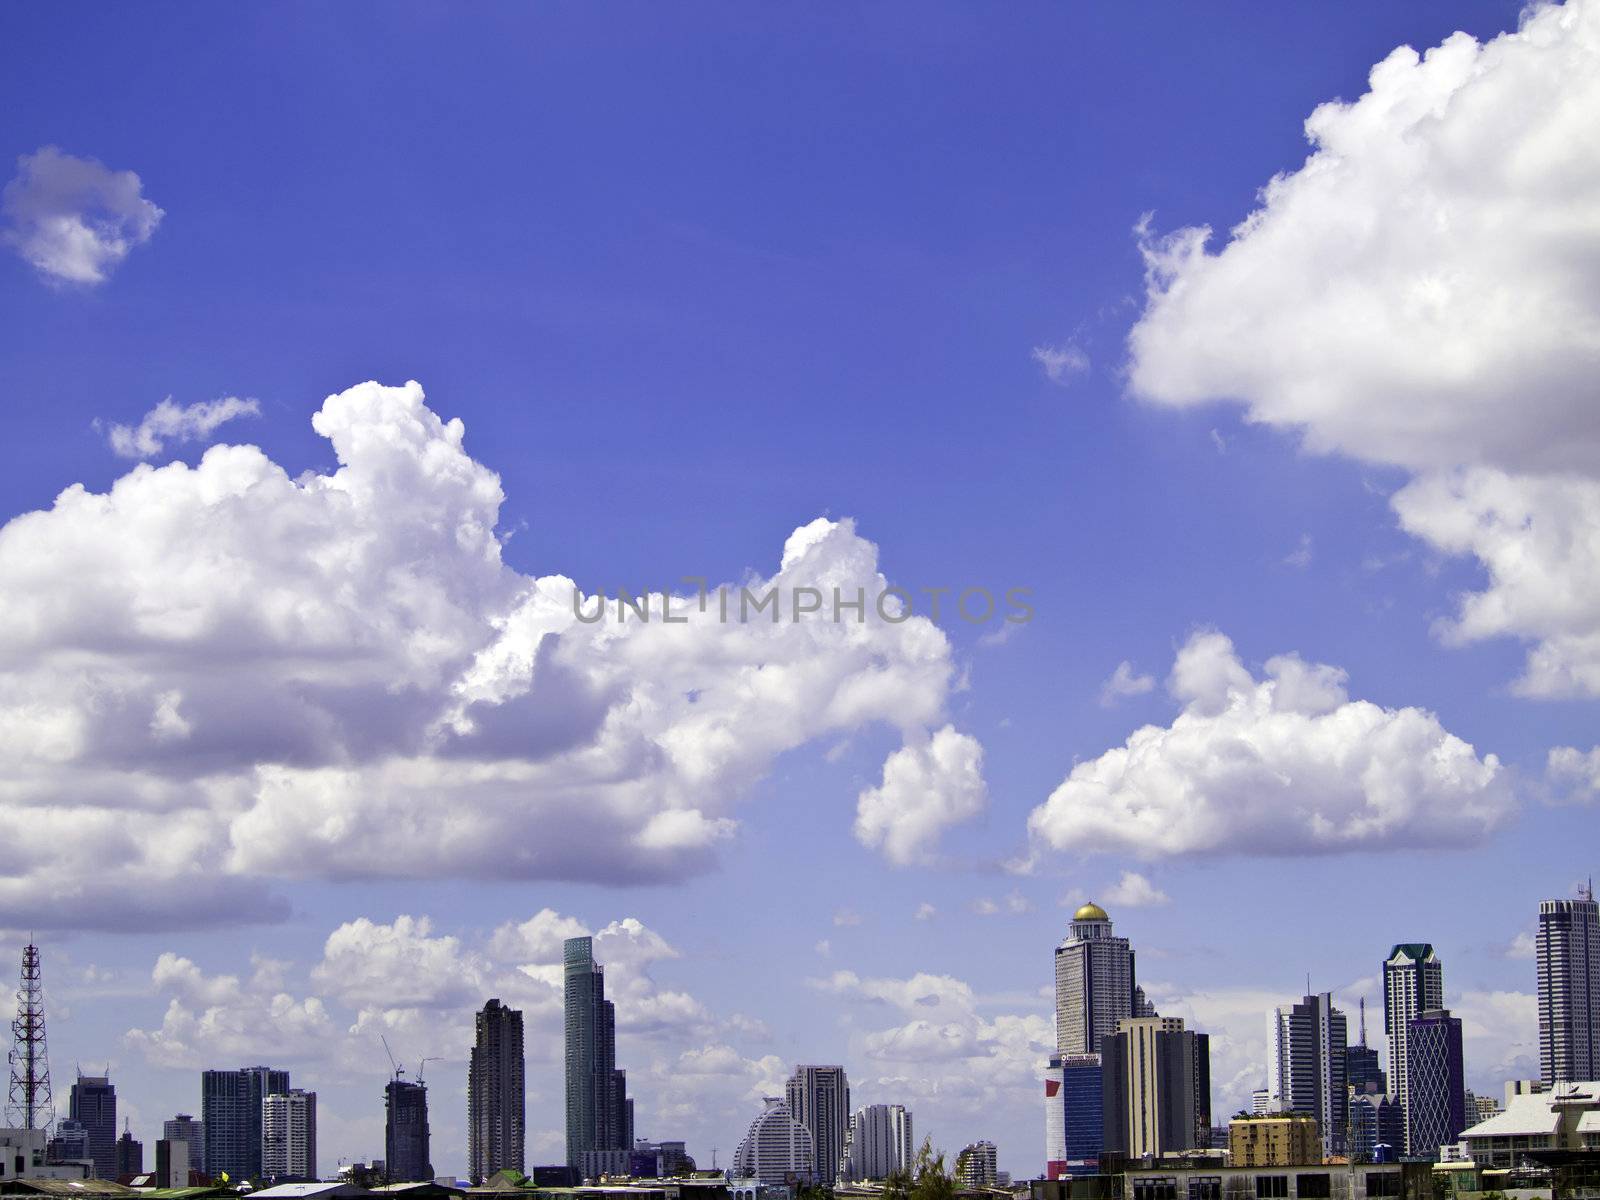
[4,0,1600,1186]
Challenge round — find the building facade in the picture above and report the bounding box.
[1266,993,1348,1159]
[1404,1010,1465,1160]
[162,1116,204,1176]
[837,1103,913,1182]
[1348,1093,1403,1163]
[1102,1016,1212,1159]
[1044,1053,1104,1179]
[1383,945,1444,1153]
[733,1097,815,1186]
[785,1065,850,1185]
[1537,889,1600,1086]
[1055,903,1136,1057]
[115,1126,143,1178]
[1228,1115,1321,1167]
[385,1078,432,1183]
[201,1066,289,1182]
[67,1074,116,1180]
[564,937,633,1175]
[261,1088,317,1181]
[956,1141,998,1189]
[468,998,525,1183]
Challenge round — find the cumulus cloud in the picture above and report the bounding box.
[1032,342,1090,386]
[2,146,163,284]
[1102,870,1169,908]
[1028,631,1512,859]
[853,725,987,865]
[0,380,981,928]
[104,396,260,459]
[1548,744,1600,801]
[1099,660,1156,707]
[1123,0,1600,694]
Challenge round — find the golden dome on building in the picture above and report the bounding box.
[1073,901,1109,922]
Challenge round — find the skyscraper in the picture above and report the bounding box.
[468,998,525,1183]
[162,1116,204,1176]
[564,937,632,1176]
[261,1089,317,1181]
[201,1066,289,1182]
[837,1103,913,1182]
[1045,1054,1104,1180]
[1347,1093,1403,1163]
[1055,903,1136,1056]
[68,1074,116,1180]
[1537,887,1600,1085]
[1404,1009,1465,1160]
[785,1065,850,1186]
[1383,944,1443,1152]
[1101,1016,1211,1159]
[1266,992,1348,1158]
[386,1078,432,1183]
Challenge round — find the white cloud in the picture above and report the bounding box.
[1283,533,1313,570]
[1102,870,1170,908]
[1099,660,1156,707]
[853,725,987,866]
[914,902,937,921]
[105,396,260,459]
[1456,989,1541,1091]
[1032,342,1090,386]
[1123,0,1600,695]
[2,146,163,284]
[1548,743,1600,801]
[833,908,863,927]
[1503,931,1537,960]
[0,380,982,928]
[1028,630,1512,859]
[969,890,1031,917]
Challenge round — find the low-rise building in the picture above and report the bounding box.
[1229,1117,1322,1168]
[0,1129,91,1183]
[1123,1162,1422,1200]
[1459,1080,1600,1168]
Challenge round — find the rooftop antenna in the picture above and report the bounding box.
[1359,997,1367,1047]
[7,940,54,1130]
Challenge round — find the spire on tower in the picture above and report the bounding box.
[7,941,55,1130]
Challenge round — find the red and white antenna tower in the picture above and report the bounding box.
[7,940,55,1130]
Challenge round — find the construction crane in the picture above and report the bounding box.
[417,1057,442,1085]
[381,1035,405,1083]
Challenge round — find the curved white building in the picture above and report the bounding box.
[733,1097,816,1186]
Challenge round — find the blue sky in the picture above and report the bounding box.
[3,0,1598,1181]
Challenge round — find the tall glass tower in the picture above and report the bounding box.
[564,937,631,1175]
[1538,887,1600,1084]
[1054,902,1136,1056]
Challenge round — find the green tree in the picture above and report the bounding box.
[911,1139,957,1200]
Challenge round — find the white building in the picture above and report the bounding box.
[1460,1080,1600,1167]
[836,1103,913,1182]
[956,1141,997,1189]
[163,1115,205,1175]
[1383,943,1443,1152]
[1538,888,1600,1085]
[1266,992,1348,1158]
[734,1097,816,1186]
[262,1089,318,1180]
[0,1128,90,1182]
[1055,903,1134,1058]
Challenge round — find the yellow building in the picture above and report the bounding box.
[1229,1114,1322,1166]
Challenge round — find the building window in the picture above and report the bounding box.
[1256,1177,1289,1199]
[1366,1173,1401,1197]
[1296,1175,1331,1198]
[1190,1177,1221,1200]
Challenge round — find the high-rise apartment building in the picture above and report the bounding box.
[837,1103,913,1182]
[261,1089,316,1181]
[1227,1115,1320,1167]
[785,1065,850,1186]
[1055,903,1136,1057]
[201,1067,288,1182]
[1266,992,1348,1158]
[1537,888,1600,1085]
[733,1097,815,1186]
[1101,1016,1211,1159]
[162,1116,204,1176]
[1404,1009,1465,1160]
[468,998,525,1183]
[1383,944,1443,1152]
[564,938,632,1175]
[67,1074,116,1180]
[385,1079,432,1183]
[956,1141,997,1189]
